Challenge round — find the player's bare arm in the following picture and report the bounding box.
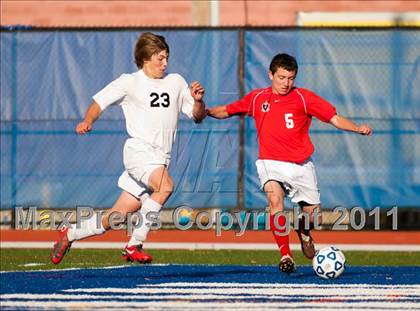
[207,105,230,119]
[190,81,207,123]
[76,101,102,135]
[330,115,372,136]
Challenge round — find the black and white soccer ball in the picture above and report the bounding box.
[313,246,346,279]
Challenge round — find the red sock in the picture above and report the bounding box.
[270,213,291,257]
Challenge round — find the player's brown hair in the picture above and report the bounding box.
[134,32,169,69]
[269,53,298,75]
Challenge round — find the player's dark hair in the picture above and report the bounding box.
[269,53,298,75]
[134,32,169,69]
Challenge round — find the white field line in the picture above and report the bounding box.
[1,300,419,309]
[1,293,420,301]
[0,264,132,274]
[19,263,46,267]
[1,242,420,251]
[129,282,420,289]
[2,283,419,310]
[61,287,420,296]
[0,287,420,301]
[0,263,176,274]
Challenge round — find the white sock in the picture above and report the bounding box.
[67,213,105,242]
[127,198,162,247]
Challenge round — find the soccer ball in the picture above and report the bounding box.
[313,246,346,279]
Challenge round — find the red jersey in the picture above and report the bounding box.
[226,87,337,164]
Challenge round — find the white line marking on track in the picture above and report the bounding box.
[130,282,420,289]
[62,286,420,296]
[1,300,419,310]
[18,263,46,267]
[2,282,419,310]
[2,242,420,251]
[2,293,420,301]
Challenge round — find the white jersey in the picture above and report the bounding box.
[93,70,195,161]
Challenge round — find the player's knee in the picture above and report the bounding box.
[267,194,283,209]
[151,172,173,192]
[152,178,173,202]
[160,178,174,195]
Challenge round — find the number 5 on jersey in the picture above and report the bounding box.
[285,113,294,129]
[150,92,170,108]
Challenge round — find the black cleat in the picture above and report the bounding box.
[279,255,296,274]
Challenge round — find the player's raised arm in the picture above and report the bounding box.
[329,114,372,136]
[207,105,230,119]
[190,81,206,123]
[76,101,102,135]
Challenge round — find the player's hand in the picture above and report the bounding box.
[190,81,205,101]
[357,124,372,136]
[76,121,92,135]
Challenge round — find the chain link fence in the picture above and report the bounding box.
[1,28,419,214]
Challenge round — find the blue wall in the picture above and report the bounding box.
[1,29,419,209]
[243,30,420,209]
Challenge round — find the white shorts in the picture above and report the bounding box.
[118,171,150,201]
[255,159,320,205]
[119,138,168,198]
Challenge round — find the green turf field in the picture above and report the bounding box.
[1,249,419,271]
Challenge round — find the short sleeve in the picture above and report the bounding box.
[226,91,254,116]
[92,74,129,111]
[300,88,337,123]
[179,76,195,119]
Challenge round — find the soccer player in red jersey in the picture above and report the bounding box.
[207,53,372,273]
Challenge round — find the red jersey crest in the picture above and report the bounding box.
[261,101,270,112]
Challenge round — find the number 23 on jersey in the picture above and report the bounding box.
[150,92,170,108]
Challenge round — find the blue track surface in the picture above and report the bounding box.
[1,265,420,310]
[1,265,420,293]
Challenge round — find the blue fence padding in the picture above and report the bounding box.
[0,33,13,121]
[166,118,239,208]
[243,30,420,209]
[0,30,240,208]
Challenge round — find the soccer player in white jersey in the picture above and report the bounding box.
[50,32,206,264]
